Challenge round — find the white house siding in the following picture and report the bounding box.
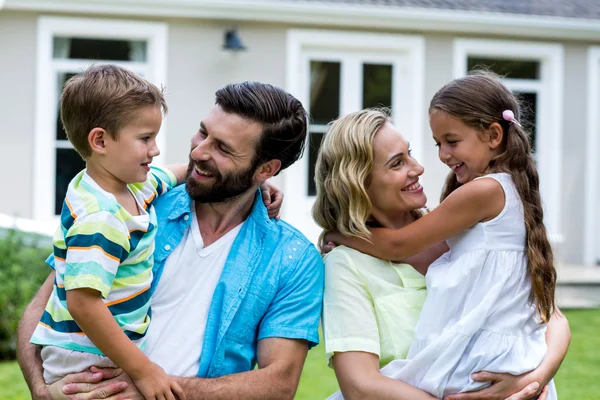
[0,11,37,218]
[0,9,598,265]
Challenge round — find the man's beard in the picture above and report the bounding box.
[185,157,257,203]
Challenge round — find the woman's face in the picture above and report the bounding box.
[366,121,426,226]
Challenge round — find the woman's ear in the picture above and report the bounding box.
[487,122,504,150]
[88,128,109,155]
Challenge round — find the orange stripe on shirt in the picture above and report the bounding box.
[105,285,150,306]
[65,197,77,219]
[69,246,121,262]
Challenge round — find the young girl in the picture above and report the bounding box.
[326,72,558,399]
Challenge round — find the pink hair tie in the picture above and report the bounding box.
[502,109,522,127]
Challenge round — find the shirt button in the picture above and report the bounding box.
[183,214,190,221]
[164,244,171,251]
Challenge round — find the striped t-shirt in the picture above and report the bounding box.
[30,166,176,355]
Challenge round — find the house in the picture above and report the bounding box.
[1,0,599,269]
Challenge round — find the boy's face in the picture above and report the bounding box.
[102,105,163,184]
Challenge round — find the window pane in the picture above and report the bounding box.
[310,61,340,125]
[467,57,540,80]
[53,37,147,62]
[363,63,393,109]
[56,72,78,141]
[515,92,537,153]
[55,148,86,215]
[307,132,325,196]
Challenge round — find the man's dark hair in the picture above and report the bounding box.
[215,82,308,175]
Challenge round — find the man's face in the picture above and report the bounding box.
[186,105,263,203]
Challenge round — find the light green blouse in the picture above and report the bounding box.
[322,246,426,368]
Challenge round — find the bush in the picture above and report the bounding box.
[0,230,51,360]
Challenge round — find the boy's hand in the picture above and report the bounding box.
[133,362,186,400]
[260,181,283,219]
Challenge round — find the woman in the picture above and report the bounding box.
[313,109,570,400]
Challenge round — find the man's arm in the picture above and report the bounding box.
[174,337,307,400]
[17,271,55,400]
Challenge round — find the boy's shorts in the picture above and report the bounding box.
[41,345,117,384]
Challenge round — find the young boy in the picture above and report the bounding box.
[30,64,187,400]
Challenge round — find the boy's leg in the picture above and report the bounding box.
[41,346,117,384]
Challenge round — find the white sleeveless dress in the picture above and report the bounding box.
[328,173,557,399]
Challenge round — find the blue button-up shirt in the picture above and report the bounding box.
[150,186,324,377]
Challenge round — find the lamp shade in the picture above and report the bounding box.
[223,27,246,51]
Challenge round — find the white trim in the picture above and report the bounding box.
[453,38,564,242]
[5,0,600,41]
[584,47,600,266]
[284,29,425,242]
[33,16,168,222]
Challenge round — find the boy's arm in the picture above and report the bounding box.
[66,288,151,378]
[164,163,189,185]
[327,177,505,260]
[66,289,184,400]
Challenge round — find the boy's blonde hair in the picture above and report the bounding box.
[60,64,167,159]
[312,108,421,248]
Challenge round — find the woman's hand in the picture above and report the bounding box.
[46,367,130,400]
[260,181,283,219]
[443,371,547,400]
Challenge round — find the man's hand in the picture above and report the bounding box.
[320,241,337,256]
[443,371,546,400]
[260,181,283,219]
[46,368,128,400]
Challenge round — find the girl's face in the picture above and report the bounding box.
[430,110,499,184]
[366,121,427,227]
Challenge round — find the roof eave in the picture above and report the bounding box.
[4,0,600,41]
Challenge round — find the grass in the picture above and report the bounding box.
[2,309,599,399]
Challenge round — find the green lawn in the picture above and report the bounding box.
[2,309,599,399]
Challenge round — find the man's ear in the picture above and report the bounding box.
[255,159,282,182]
[88,128,109,155]
[487,122,504,150]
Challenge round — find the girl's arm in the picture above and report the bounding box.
[327,177,505,260]
[332,352,437,400]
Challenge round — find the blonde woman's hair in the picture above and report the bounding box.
[312,108,421,248]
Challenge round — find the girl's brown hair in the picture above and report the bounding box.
[431,71,556,323]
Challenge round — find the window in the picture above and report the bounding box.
[34,17,168,221]
[284,30,425,242]
[454,39,564,242]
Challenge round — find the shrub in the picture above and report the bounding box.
[0,230,51,360]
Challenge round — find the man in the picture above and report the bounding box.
[17,81,324,400]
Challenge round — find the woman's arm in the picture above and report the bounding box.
[327,178,504,260]
[333,352,436,400]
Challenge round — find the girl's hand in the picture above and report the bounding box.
[443,371,543,400]
[260,181,283,219]
[320,241,338,256]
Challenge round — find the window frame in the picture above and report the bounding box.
[284,29,425,243]
[34,16,168,222]
[453,38,564,243]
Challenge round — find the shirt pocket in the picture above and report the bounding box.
[374,290,426,362]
